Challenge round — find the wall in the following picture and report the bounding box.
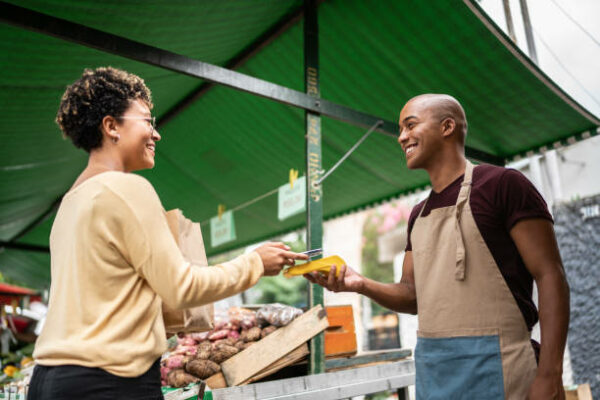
[553,194,600,398]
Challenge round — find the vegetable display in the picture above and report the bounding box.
[161,305,303,387]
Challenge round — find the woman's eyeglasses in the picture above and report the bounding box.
[117,116,156,133]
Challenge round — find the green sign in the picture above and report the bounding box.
[210,210,236,247]
[278,176,306,220]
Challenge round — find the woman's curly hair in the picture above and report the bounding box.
[56,67,153,152]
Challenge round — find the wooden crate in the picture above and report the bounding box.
[325,305,357,358]
[220,305,329,386]
[206,344,309,389]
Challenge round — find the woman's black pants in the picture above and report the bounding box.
[28,358,163,400]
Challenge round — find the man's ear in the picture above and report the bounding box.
[101,115,120,142]
[441,117,456,138]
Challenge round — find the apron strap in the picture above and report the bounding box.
[454,161,474,280]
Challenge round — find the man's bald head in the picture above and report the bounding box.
[405,94,467,145]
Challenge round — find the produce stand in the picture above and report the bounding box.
[212,358,414,400]
[161,305,414,399]
[164,358,414,400]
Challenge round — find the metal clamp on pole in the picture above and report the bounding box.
[313,120,383,187]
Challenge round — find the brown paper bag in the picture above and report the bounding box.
[162,209,214,333]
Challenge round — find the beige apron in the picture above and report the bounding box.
[411,161,537,399]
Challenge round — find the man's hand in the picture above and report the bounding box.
[255,242,309,276]
[304,264,365,293]
[527,373,565,400]
[304,253,417,314]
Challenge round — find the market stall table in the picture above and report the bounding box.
[164,358,414,400]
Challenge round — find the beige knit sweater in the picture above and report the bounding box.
[33,171,263,377]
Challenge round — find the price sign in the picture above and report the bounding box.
[278,176,306,220]
[210,210,237,247]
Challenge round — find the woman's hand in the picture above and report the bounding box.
[304,264,366,293]
[255,242,308,276]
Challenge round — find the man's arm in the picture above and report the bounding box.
[360,251,417,314]
[304,251,417,315]
[510,218,569,400]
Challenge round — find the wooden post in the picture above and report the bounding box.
[502,0,517,43]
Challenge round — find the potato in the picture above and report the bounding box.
[261,325,277,338]
[241,326,261,342]
[161,365,170,381]
[185,359,221,379]
[239,342,254,351]
[165,355,187,369]
[190,331,210,342]
[198,341,212,351]
[208,329,230,341]
[195,341,212,360]
[167,369,199,388]
[214,337,237,347]
[196,349,211,360]
[234,340,246,350]
[181,337,197,347]
[173,345,197,357]
[228,330,241,340]
[209,344,239,364]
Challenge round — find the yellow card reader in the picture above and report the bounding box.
[283,255,346,278]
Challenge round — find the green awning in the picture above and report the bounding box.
[1,0,598,288]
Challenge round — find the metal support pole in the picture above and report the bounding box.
[502,0,517,43]
[397,387,409,400]
[304,0,324,375]
[545,150,563,203]
[519,0,538,64]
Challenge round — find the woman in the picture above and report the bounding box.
[28,67,307,399]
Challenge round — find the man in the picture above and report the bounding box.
[306,94,569,399]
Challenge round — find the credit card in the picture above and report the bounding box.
[302,248,323,257]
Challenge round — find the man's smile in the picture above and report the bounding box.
[405,143,417,157]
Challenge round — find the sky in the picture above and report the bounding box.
[479,0,600,119]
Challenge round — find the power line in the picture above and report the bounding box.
[533,27,600,109]
[199,120,382,227]
[315,120,382,186]
[549,0,600,49]
[200,186,280,227]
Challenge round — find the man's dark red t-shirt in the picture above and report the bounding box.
[405,164,553,332]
